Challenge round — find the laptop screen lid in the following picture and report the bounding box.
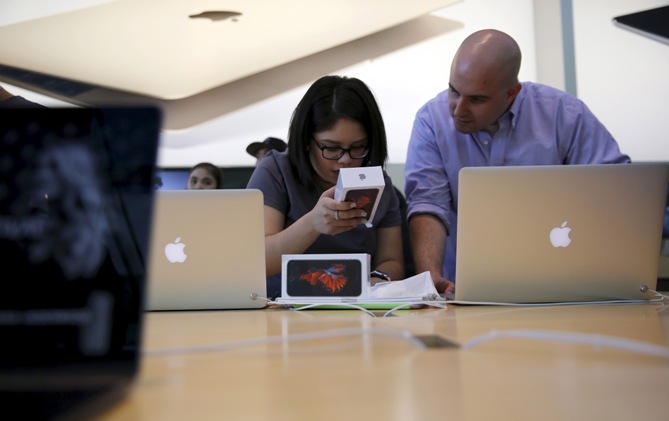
[0,107,161,418]
[454,164,669,304]
[0,0,459,130]
[146,189,267,311]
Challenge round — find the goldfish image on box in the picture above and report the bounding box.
[286,259,363,297]
[342,188,379,221]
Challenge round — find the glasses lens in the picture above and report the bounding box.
[349,147,369,159]
[322,147,344,160]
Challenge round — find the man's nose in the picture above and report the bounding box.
[453,98,467,115]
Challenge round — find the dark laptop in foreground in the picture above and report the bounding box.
[0,107,161,419]
[453,163,669,304]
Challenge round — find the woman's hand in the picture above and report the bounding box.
[309,186,368,235]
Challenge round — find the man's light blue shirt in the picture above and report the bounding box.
[404,82,631,281]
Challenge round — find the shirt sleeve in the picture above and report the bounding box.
[246,152,288,213]
[555,95,631,164]
[404,102,453,232]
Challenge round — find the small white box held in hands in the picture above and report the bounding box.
[334,166,385,228]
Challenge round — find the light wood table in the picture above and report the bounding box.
[99,303,669,420]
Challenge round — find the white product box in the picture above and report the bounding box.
[334,166,384,228]
[281,254,371,299]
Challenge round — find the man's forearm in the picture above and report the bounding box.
[408,213,447,277]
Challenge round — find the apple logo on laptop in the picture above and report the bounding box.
[188,11,241,22]
[549,221,572,248]
[165,237,187,263]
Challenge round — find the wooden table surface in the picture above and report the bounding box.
[98,302,669,420]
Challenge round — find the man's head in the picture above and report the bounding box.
[246,137,287,165]
[448,29,522,134]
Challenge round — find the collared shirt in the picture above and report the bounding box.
[404,82,631,281]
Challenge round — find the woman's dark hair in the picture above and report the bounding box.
[287,75,388,190]
[189,162,224,189]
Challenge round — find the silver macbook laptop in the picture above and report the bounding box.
[0,0,460,130]
[146,189,267,311]
[454,163,669,304]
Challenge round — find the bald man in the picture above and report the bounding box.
[404,29,630,294]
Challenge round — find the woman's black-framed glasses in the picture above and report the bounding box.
[311,138,369,160]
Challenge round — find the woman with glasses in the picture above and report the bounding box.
[247,75,404,298]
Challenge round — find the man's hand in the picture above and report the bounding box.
[432,274,455,294]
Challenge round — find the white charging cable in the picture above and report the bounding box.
[462,328,669,358]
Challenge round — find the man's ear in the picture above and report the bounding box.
[507,82,522,100]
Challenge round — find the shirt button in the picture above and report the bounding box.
[483,140,489,145]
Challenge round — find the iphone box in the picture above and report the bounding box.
[281,253,371,299]
[334,166,384,228]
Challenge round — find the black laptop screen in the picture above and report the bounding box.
[0,107,161,416]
